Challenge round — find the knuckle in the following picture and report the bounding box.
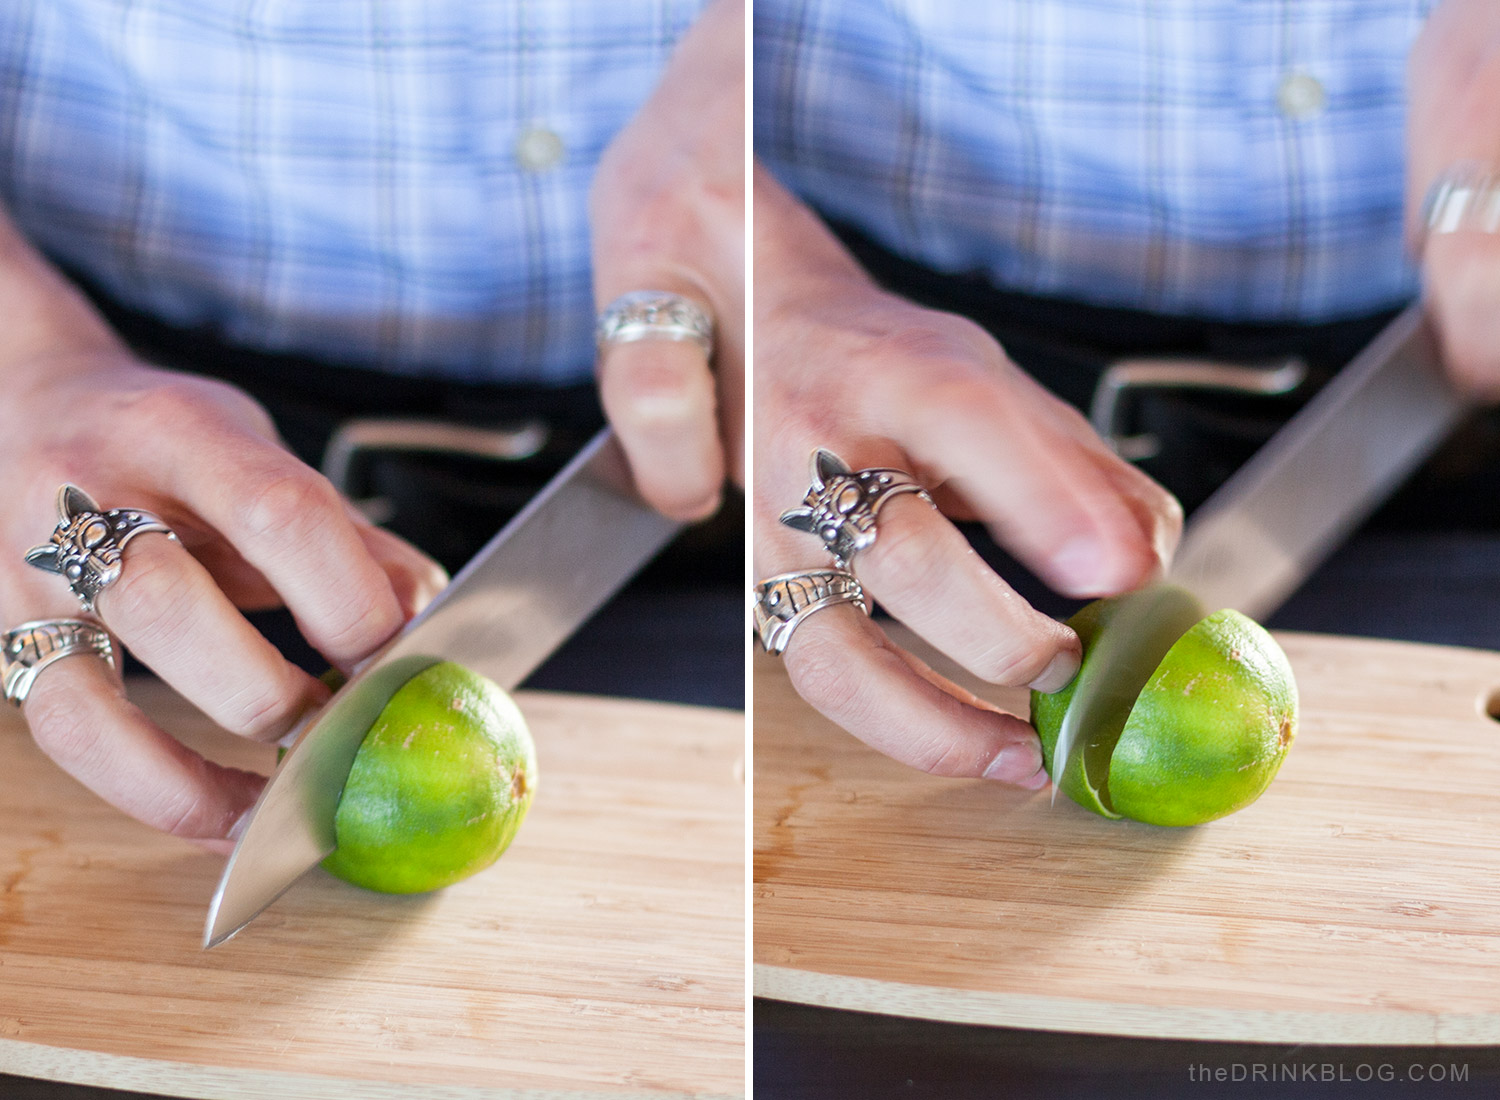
[219,677,304,740]
[104,545,194,641]
[903,377,1008,440]
[970,639,1051,688]
[317,594,403,660]
[154,792,221,839]
[235,468,342,544]
[105,544,190,633]
[864,514,945,590]
[120,380,210,434]
[864,311,989,369]
[25,687,103,770]
[915,738,986,779]
[785,625,869,723]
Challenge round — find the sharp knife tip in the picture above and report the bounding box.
[203,927,238,951]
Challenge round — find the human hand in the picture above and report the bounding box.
[754,167,1181,786]
[589,0,744,521]
[0,268,446,851]
[1407,0,1500,394]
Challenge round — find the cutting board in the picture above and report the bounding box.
[0,678,744,1099]
[755,629,1500,1045]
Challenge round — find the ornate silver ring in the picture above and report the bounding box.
[24,485,177,613]
[2,618,116,707]
[595,290,715,357]
[753,568,869,656]
[1422,163,1500,237]
[778,449,933,568]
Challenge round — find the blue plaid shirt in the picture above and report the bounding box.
[757,0,1436,323]
[0,0,703,384]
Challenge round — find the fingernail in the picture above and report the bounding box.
[672,489,723,523]
[1049,535,1112,596]
[227,807,254,842]
[1028,650,1080,694]
[277,705,321,750]
[983,739,1046,787]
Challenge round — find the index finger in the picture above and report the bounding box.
[885,363,1165,598]
[157,435,408,669]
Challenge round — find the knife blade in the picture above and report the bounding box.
[1049,305,1469,798]
[204,428,681,948]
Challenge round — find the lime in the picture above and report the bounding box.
[321,661,538,893]
[1031,598,1297,826]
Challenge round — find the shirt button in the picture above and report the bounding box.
[515,127,565,171]
[1276,72,1326,119]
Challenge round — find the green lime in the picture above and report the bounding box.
[321,661,538,893]
[1031,598,1297,826]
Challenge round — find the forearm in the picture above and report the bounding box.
[0,206,121,377]
[1407,0,1500,220]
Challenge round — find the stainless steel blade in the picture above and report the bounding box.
[1049,306,1466,794]
[204,428,681,948]
[1168,305,1467,619]
[1049,584,1204,805]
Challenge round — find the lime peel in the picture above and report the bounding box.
[1031,598,1297,827]
[321,660,538,894]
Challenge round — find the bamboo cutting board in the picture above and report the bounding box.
[755,629,1500,1045]
[0,679,744,1100]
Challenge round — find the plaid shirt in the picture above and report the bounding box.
[757,0,1436,323]
[0,0,703,384]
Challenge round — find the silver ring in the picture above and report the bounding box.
[24,484,177,613]
[2,618,116,707]
[1422,163,1500,237]
[595,290,715,357]
[778,449,933,569]
[753,568,869,656]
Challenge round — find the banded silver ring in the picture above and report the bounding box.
[595,290,715,358]
[1,618,116,707]
[778,449,933,569]
[24,484,178,613]
[753,568,869,656]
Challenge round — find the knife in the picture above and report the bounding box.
[1050,305,1469,800]
[204,428,681,947]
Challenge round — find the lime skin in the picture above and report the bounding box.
[321,661,538,894]
[1032,599,1297,827]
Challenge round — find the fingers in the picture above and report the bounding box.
[160,445,409,669]
[851,493,1082,691]
[596,333,726,520]
[1424,233,1500,398]
[1081,446,1184,579]
[95,532,330,741]
[351,521,449,623]
[782,608,1048,788]
[23,656,266,844]
[883,357,1172,598]
[715,302,747,490]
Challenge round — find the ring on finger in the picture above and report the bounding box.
[596,290,715,358]
[779,449,934,569]
[1,618,116,707]
[24,484,178,613]
[753,568,869,656]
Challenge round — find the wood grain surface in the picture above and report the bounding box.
[754,629,1500,1045]
[0,678,745,1099]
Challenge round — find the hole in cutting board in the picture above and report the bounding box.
[1483,688,1500,722]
